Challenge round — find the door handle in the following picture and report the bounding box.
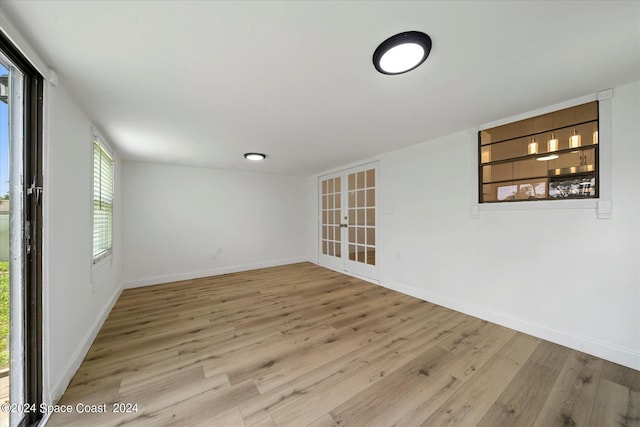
[340,224,348,228]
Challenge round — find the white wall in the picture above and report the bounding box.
[0,15,124,406]
[44,83,123,403]
[306,176,318,264]
[310,80,640,370]
[122,162,307,287]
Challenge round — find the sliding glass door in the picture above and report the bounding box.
[0,31,43,427]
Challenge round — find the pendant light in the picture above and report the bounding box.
[548,133,559,152]
[528,139,538,155]
[569,129,581,149]
[537,134,559,161]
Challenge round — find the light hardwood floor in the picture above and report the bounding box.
[47,262,639,426]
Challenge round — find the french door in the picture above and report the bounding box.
[318,163,378,281]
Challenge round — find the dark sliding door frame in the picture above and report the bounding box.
[0,30,43,427]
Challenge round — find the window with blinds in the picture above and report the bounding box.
[93,139,114,261]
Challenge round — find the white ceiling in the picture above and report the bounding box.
[2,1,639,175]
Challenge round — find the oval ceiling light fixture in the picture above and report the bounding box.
[536,154,559,161]
[373,31,432,75]
[244,152,267,161]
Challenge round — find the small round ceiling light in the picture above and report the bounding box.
[244,152,267,161]
[373,31,432,75]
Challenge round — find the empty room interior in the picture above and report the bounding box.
[0,1,639,426]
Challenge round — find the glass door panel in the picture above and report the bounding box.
[344,164,377,278]
[318,172,343,271]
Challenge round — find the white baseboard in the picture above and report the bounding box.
[316,264,380,286]
[309,260,640,371]
[48,282,124,404]
[123,257,309,289]
[382,279,640,371]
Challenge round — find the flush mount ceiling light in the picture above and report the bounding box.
[373,31,432,75]
[244,152,266,161]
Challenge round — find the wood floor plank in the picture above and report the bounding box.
[117,379,258,427]
[533,352,603,427]
[46,262,640,427]
[192,406,247,427]
[331,321,515,427]
[476,360,560,427]
[588,379,640,427]
[476,340,574,427]
[526,340,572,371]
[422,332,540,426]
[330,345,453,426]
[307,414,339,427]
[267,348,415,427]
[251,329,378,393]
[56,374,122,407]
[244,414,277,427]
[202,324,337,379]
[378,324,519,426]
[444,323,517,382]
[119,368,231,411]
[249,302,447,393]
[238,342,416,425]
[601,359,640,392]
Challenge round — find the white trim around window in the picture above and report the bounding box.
[91,129,115,264]
[470,89,612,219]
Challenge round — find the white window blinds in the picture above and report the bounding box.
[93,139,114,260]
